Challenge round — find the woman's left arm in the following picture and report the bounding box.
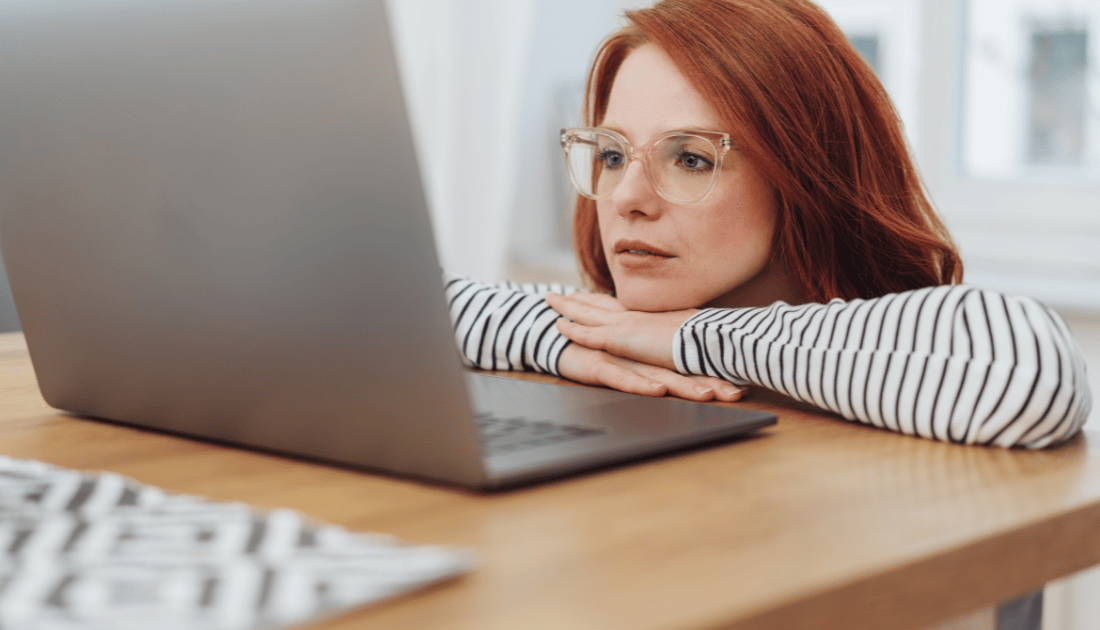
[551,286,1092,447]
[677,286,1091,447]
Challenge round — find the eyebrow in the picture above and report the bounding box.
[597,124,730,139]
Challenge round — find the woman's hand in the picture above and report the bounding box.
[547,292,744,402]
[557,344,744,402]
[546,292,689,370]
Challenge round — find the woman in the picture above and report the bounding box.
[446,0,1091,448]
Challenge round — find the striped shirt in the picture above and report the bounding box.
[445,273,576,374]
[447,274,1091,448]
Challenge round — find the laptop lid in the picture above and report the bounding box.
[0,0,491,485]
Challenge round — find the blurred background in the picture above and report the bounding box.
[388,0,1100,306]
[386,0,1100,627]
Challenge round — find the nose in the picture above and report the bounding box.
[608,156,661,219]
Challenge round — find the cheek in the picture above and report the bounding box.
[697,180,778,280]
[708,180,776,250]
[699,220,770,281]
[738,203,777,254]
[594,200,611,233]
[594,201,616,258]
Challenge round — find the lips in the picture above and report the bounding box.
[614,239,674,258]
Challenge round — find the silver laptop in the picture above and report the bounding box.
[0,0,775,490]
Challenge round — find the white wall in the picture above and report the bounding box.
[387,0,538,282]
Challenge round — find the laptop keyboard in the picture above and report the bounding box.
[475,412,608,455]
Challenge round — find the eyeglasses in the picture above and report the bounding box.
[560,127,733,204]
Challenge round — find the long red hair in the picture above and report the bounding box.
[573,0,962,302]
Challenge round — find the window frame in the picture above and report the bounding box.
[918,0,1100,315]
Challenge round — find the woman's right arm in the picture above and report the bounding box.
[444,273,574,375]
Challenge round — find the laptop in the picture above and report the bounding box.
[0,0,775,490]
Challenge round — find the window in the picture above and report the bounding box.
[849,34,883,76]
[1027,28,1089,166]
[934,0,1100,313]
[963,0,1099,179]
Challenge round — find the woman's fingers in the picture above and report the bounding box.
[592,361,673,398]
[559,345,668,396]
[547,294,694,371]
[556,318,610,351]
[690,375,746,402]
[619,369,745,402]
[552,291,627,312]
[555,315,679,370]
[626,361,724,401]
[545,292,614,326]
[559,345,733,402]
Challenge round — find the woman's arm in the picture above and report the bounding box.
[445,274,743,401]
[444,273,574,374]
[675,286,1091,447]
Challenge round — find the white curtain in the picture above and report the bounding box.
[387,0,537,282]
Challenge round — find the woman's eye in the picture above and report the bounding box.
[599,150,626,168]
[677,152,713,172]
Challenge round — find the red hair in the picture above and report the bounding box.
[573,0,962,302]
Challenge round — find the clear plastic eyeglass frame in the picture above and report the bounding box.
[559,127,733,204]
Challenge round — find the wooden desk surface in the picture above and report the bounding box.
[0,331,1096,630]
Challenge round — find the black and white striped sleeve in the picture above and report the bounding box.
[674,285,1092,448]
[443,272,576,376]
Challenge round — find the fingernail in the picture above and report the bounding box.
[722,385,743,397]
[695,386,714,397]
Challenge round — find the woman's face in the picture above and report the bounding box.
[597,44,794,312]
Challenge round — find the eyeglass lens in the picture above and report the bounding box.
[565,131,721,203]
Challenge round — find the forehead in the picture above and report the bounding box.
[601,44,725,140]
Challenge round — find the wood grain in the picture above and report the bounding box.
[0,333,1096,630]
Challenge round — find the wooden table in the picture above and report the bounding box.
[0,331,1096,630]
